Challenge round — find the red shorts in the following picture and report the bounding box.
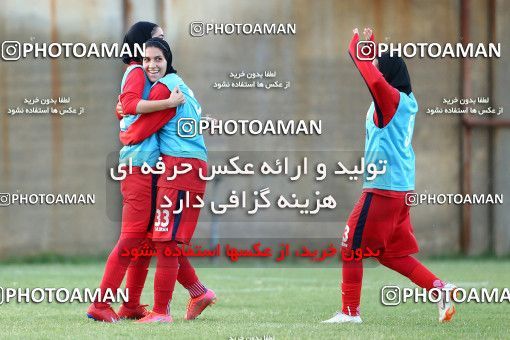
[151,187,204,244]
[341,191,419,259]
[120,170,157,237]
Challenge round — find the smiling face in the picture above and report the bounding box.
[143,46,167,83]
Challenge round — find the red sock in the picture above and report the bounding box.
[153,241,179,315]
[95,234,145,309]
[124,249,152,308]
[177,256,206,298]
[378,256,444,290]
[341,259,363,316]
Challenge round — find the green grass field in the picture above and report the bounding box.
[0,259,509,339]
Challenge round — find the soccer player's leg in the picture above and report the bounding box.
[322,257,364,324]
[87,232,148,322]
[137,187,183,323]
[178,255,217,320]
[118,174,159,319]
[117,238,153,319]
[169,190,217,320]
[323,192,372,323]
[87,240,126,322]
[117,241,153,319]
[323,192,401,323]
[379,201,457,322]
[87,173,152,322]
[136,240,178,323]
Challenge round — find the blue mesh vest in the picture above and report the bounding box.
[155,73,207,162]
[363,92,418,191]
[118,65,160,167]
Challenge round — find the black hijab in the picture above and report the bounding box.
[122,21,158,64]
[144,38,177,75]
[378,52,412,95]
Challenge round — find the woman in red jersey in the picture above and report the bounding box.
[322,28,456,324]
[87,21,185,322]
[118,38,216,323]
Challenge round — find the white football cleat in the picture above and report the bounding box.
[321,311,362,324]
[437,283,457,323]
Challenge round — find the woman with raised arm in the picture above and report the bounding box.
[322,28,456,324]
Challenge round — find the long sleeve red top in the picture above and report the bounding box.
[117,62,145,119]
[349,33,408,198]
[119,83,176,145]
[120,83,206,193]
[348,33,400,128]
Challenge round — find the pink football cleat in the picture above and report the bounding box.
[185,289,217,320]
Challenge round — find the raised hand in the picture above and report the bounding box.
[363,28,373,41]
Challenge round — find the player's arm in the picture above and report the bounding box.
[119,83,177,145]
[348,28,400,128]
[118,67,184,116]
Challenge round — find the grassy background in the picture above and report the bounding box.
[0,259,509,339]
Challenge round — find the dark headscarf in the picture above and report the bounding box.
[144,38,177,75]
[378,52,412,95]
[122,21,158,64]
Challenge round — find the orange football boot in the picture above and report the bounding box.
[118,304,150,319]
[185,289,217,320]
[136,311,173,323]
[86,303,120,323]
